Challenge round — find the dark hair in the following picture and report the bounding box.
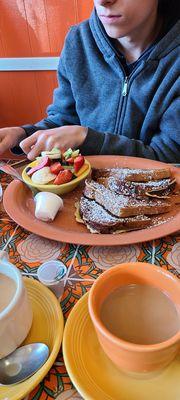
[158,0,180,17]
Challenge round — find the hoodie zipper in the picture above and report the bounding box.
[116,63,145,134]
[116,58,147,134]
[122,76,128,96]
[114,72,129,133]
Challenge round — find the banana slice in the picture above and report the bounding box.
[31,167,56,184]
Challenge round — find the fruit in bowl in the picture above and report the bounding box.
[22,148,91,195]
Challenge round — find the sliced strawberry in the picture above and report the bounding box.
[74,155,84,173]
[66,157,74,164]
[50,162,64,175]
[53,169,73,185]
[27,156,50,176]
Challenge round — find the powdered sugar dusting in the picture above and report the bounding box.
[84,180,171,217]
[92,167,171,182]
[80,198,119,224]
[77,167,177,235]
[81,197,150,224]
[107,177,175,194]
[79,197,152,233]
[148,215,174,228]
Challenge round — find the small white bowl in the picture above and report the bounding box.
[0,256,33,359]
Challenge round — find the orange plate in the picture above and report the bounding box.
[3,156,180,246]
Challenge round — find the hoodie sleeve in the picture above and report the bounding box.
[79,96,180,163]
[22,39,80,136]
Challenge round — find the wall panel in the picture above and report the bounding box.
[0,0,93,127]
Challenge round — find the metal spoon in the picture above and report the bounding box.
[0,161,38,196]
[0,343,49,385]
[0,161,24,181]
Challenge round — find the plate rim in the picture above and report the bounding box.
[3,155,180,246]
[0,277,64,400]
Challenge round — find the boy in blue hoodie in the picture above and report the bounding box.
[0,0,179,162]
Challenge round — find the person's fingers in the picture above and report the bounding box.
[0,136,11,155]
[27,132,58,160]
[20,126,78,160]
[45,135,57,150]
[27,140,45,160]
[19,132,39,154]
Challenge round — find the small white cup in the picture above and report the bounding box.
[37,260,67,298]
[34,192,63,221]
[0,255,33,359]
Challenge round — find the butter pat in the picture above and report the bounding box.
[34,192,63,222]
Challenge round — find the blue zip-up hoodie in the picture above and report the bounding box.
[23,9,180,163]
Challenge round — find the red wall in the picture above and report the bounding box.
[0,0,93,128]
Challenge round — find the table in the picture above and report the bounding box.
[0,163,180,400]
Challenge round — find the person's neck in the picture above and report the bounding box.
[116,10,162,63]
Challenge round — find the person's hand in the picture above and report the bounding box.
[20,125,88,160]
[0,127,26,155]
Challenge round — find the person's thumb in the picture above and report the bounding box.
[0,136,11,155]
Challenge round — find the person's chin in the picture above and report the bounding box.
[102,25,125,39]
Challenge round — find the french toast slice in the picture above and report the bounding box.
[83,180,172,218]
[92,167,171,182]
[79,197,152,234]
[95,176,176,197]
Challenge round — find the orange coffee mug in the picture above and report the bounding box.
[88,262,180,373]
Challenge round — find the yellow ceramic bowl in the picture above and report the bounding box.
[0,277,64,400]
[22,159,91,195]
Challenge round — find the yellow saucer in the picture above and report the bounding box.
[63,293,180,400]
[0,277,64,400]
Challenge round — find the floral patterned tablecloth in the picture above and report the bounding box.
[0,167,180,400]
